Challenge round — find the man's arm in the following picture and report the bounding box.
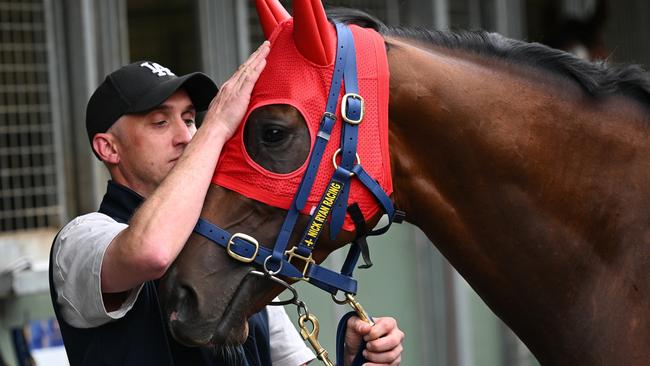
[101,42,270,295]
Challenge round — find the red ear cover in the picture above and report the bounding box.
[293,0,336,65]
[256,0,291,39]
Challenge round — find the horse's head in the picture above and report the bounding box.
[159,0,391,347]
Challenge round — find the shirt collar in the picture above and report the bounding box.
[98,180,144,223]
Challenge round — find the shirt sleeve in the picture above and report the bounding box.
[267,304,315,366]
[52,212,143,328]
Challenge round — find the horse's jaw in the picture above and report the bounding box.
[159,184,364,347]
[159,234,283,347]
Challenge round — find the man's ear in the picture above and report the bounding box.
[93,133,120,164]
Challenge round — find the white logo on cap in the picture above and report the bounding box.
[140,62,175,77]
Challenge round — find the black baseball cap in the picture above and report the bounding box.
[85,60,218,158]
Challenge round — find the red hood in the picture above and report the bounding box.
[212,19,391,232]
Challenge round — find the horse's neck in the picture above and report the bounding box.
[385,37,650,362]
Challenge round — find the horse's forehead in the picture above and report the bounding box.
[249,19,334,127]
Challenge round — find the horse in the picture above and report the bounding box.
[159,1,650,364]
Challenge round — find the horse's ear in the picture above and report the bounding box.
[293,0,336,66]
[255,0,290,39]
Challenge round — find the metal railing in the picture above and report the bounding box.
[0,0,62,232]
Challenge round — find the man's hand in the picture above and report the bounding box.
[202,41,270,139]
[344,316,404,366]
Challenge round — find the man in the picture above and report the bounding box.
[50,42,403,366]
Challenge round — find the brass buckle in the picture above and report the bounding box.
[285,247,315,280]
[227,233,259,263]
[341,93,364,124]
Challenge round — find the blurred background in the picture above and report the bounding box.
[0,0,648,365]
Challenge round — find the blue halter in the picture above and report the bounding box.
[194,22,402,296]
[193,23,404,365]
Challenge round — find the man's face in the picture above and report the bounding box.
[111,90,197,196]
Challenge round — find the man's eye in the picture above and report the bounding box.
[154,121,167,127]
[185,119,195,126]
[262,126,285,144]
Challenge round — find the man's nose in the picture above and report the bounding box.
[172,119,193,145]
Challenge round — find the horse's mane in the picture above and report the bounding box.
[327,8,650,108]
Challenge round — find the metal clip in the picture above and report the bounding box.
[345,293,374,325]
[333,293,375,325]
[299,313,335,366]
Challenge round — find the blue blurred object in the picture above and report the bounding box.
[26,318,64,350]
[12,317,65,366]
[10,327,35,366]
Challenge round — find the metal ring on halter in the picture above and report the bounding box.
[332,148,361,172]
[331,292,350,305]
[263,255,283,276]
[296,300,309,319]
[249,270,298,306]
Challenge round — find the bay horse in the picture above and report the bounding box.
[159,1,650,364]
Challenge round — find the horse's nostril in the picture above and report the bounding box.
[165,281,215,346]
[169,282,199,323]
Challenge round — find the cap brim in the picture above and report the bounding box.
[126,72,218,114]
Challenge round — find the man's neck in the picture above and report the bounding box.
[98,180,144,223]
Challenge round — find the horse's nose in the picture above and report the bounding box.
[168,281,199,324]
[165,280,216,346]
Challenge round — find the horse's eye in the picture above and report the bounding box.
[262,126,285,145]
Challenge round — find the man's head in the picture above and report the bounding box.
[86,61,217,158]
[86,61,217,195]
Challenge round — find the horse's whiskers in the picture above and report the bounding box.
[213,344,245,365]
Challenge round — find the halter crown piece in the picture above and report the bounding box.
[193,1,404,364]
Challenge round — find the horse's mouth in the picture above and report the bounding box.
[166,268,266,347]
[209,271,261,345]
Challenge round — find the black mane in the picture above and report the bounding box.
[327,8,650,107]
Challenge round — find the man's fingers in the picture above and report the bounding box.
[364,345,403,364]
[238,41,270,70]
[199,41,270,138]
[232,43,269,92]
[363,345,403,365]
[236,41,270,79]
[347,316,371,335]
[212,41,269,104]
[363,317,398,341]
[365,329,403,352]
[234,58,267,91]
